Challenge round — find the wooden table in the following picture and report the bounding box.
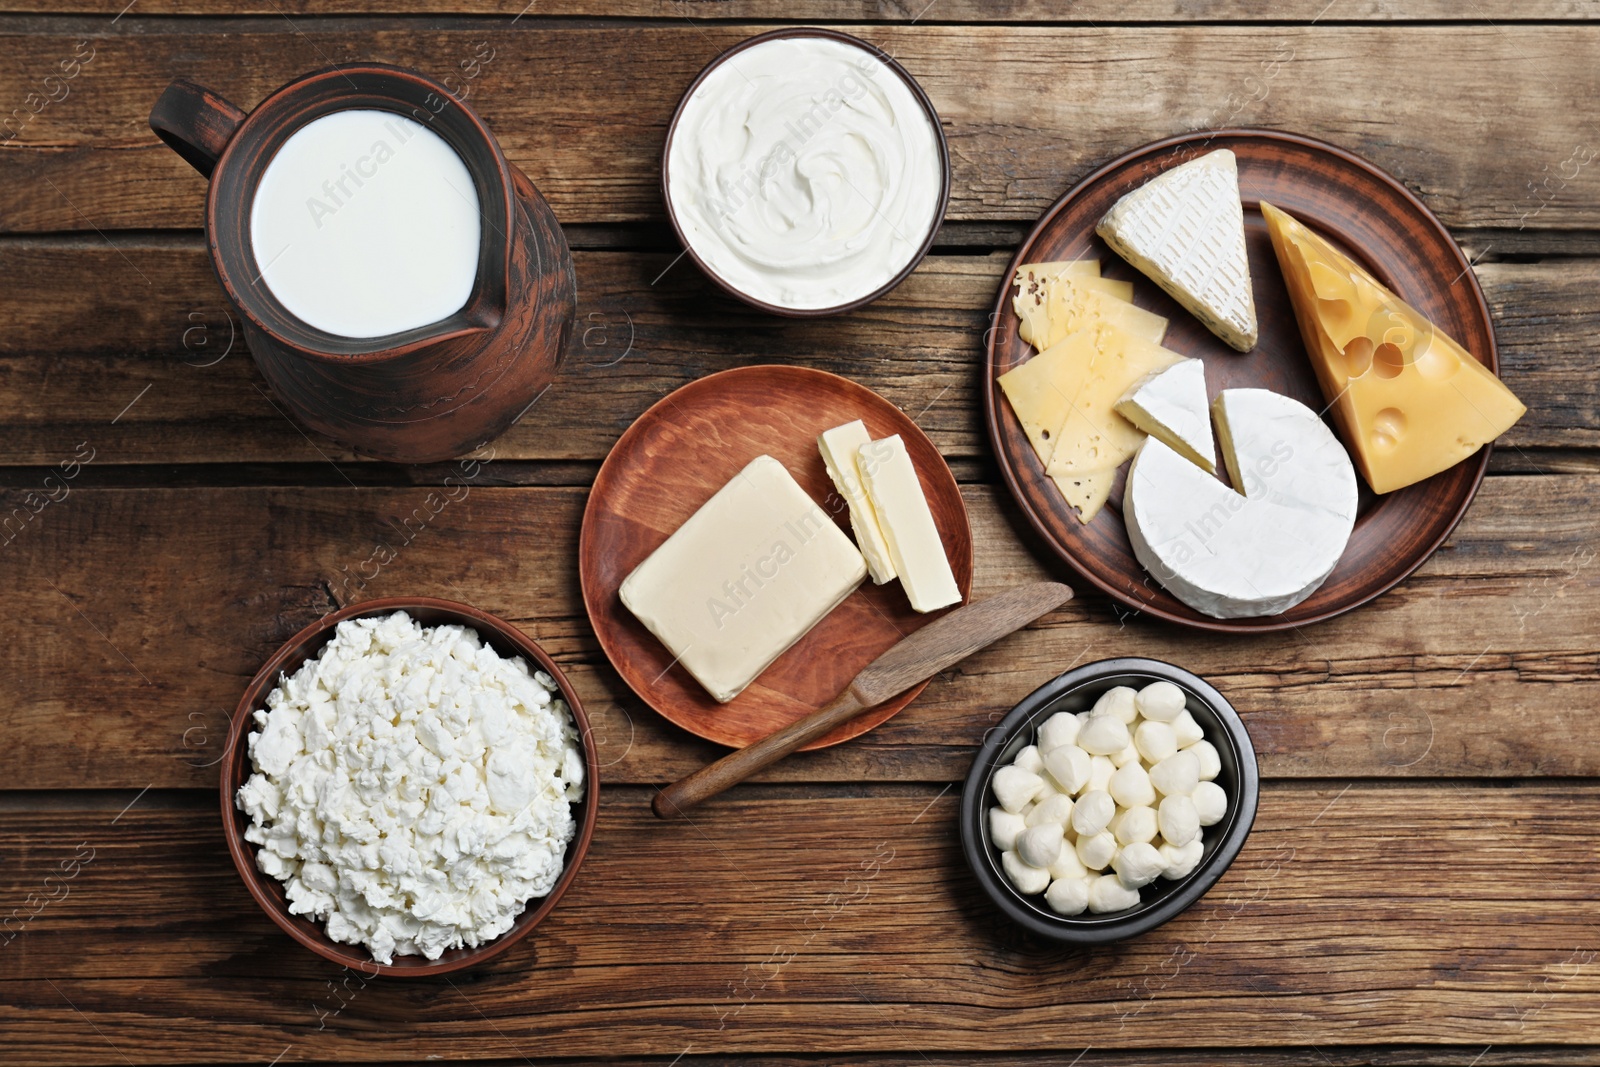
[4,3,1599,1064]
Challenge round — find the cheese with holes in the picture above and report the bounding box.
[1042,274,1169,350]
[818,420,896,585]
[1051,470,1117,525]
[1012,260,1099,350]
[1115,359,1216,473]
[1044,326,1185,477]
[1124,388,1357,618]
[1260,201,1526,494]
[858,435,961,613]
[1097,149,1258,352]
[620,455,866,702]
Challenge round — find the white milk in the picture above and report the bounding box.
[249,109,482,339]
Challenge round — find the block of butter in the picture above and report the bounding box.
[857,435,962,613]
[619,455,867,703]
[817,419,897,585]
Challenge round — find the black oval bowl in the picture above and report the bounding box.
[959,657,1259,943]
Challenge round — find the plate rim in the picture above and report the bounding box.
[579,362,975,749]
[981,127,1496,634]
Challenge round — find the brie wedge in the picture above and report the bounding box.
[1115,359,1216,474]
[818,420,897,585]
[1097,149,1258,352]
[1124,388,1357,618]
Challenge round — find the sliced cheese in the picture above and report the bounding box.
[619,455,867,702]
[1260,201,1526,494]
[1052,469,1117,525]
[1097,148,1258,352]
[1115,358,1216,474]
[996,335,1086,468]
[1012,259,1100,351]
[1124,389,1357,619]
[1043,325,1185,476]
[1043,274,1169,349]
[818,419,896,585]
[858,435,962,613]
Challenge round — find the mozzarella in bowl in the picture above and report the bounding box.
[235,610,585,964]
[665,34,945,311]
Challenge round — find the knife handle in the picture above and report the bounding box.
[652,688,868,819]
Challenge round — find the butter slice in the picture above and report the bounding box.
[857,435,962,613]
[818,420,897,585]
[620,455,866,703]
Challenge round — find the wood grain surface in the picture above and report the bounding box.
[2,4,1598,1065]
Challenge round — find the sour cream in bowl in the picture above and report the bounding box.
[663,29,950,316]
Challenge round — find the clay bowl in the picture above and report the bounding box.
[960,658,1259,943]
[221,596,599,976]
[661,26,951,317]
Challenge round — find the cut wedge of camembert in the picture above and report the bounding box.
[1260,201,1526,494]
[1115,359,1216,474]
[1124,388,1357,618]
[1097,149,1258,352]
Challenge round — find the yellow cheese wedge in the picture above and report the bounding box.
[1044,326,1185,476]
[1051,469,1117,524]
[1261,202,1526,494]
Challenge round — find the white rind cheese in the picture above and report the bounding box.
[858,434,962,613]
[818,420,897,585]
[620,455,866,702]
[1097,149,1258,352]
[1124,388,1357,618]
[1115,358,1216,473]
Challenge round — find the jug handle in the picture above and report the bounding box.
[149,79,246,179]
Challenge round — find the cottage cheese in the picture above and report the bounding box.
[236,611,585,964]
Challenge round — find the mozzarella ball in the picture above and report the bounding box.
[1070,789,1116,836]
[1088,873,1142,913]
[1026,792,1074,829]
[1087,754,1117,794]
[1157,794,1200,848]
[1036,711,1080,753]
[1045,876,1091,916]
[1134,720,1178,764]
[1092,685,1139,724]
[992,765,1044,812]
[1171,709,1206,749]
[1135,681,1187,722]
[1112,804,1159,846]
[1111,740,1142,768]
[1013,744,1044,775]
[1188,739,1221,781]
[1042,744,1091,795]
[1191,781,1229,826]
[989,807,1025,851]
[1016,823,1064,869]
[1148,751,1201,798]
[1159,838,1205,880]
[1112,841,1165,889]
[1076,830,1117,871]
[1047,846,1088,882]
[1108,762,1156,808]
[1078,713,1131,756]
[1001,850,1050,895]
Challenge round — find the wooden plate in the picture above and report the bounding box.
[983,129,1498,633]
[580,365,974,750]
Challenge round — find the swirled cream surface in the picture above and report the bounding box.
[666,35,943,310]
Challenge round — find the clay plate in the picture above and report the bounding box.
[580,365,974,750]
[984,129,1498,633]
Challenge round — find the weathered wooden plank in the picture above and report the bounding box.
[1,24,1598,231]
[1,2,1594,20]
[0,246,1588,465]
[3,477,1595,792]
[1,784,1597,1063]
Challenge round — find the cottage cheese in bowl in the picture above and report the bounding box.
[235,610,585,964]
[665,32,947,312]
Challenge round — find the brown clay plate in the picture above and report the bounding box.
[581,365,974,749]
[984,129,1498,633]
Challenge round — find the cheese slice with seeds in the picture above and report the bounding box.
[1097,149,1258,352]
[1115,359,1216,474]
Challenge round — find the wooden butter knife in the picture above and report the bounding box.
[652,581,1073,819]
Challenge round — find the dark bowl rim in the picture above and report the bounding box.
[220,595,600,977]
[958,656,1260,943]
[659,26,952,318]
